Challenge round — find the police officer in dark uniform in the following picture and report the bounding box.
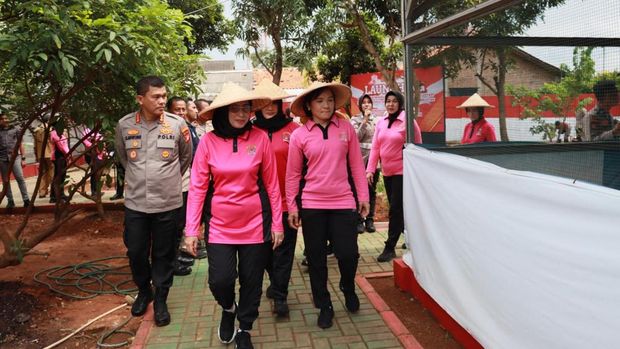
[114,76,192,327]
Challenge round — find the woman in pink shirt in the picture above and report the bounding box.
[50,124,71,203]
[286,82,369,329]
[366,91,422,263]
[183,83,283,349]
[458,93,497,144]
[253,79,300,317]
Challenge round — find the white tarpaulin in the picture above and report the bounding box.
[402,145,620,349]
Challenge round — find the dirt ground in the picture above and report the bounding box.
[368,276,462,349]
[0,211,141,349]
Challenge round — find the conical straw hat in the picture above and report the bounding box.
[198,82,271,121]
[456,93,494,108]
[290,81,351,123]
[254,79,294,101]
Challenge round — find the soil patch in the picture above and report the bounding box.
[0,211,140,349]
[368,276,462,349]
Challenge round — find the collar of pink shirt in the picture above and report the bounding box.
[303,115,342,131]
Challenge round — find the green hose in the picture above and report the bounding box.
[34,256,138,348]
[33,256,137,298]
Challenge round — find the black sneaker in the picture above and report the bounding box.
[23,199,30,208]
[317,305,334,329]
[218,304,237,344]
[273,299,289,317]
[365,218,376,233]
[235,330,253,349]
[6,200,15,209]
[377,248,396,263]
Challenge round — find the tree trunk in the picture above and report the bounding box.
[346,0,400,92]
[497,49,509,141]
[272,28,283,85]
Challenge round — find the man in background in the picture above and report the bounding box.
[0,112,30,208]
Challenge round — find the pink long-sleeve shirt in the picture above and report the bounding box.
[50,129,70,160]
[256,121,300,212]
[185,126,283,244]
[80,127,105,160]
[366,111,422,176]
[285,116,369,213]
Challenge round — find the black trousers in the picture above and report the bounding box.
[51,150,67,200]
[177,191,188,246]
[123,207,178,291]
[207,242,270,330]
[265,213,298,300]
[115,162,125,196]
[364,169,380,221]
[383,175,404,250]
[301,209,359,309]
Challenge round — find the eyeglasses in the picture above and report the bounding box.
[229,104,252,113]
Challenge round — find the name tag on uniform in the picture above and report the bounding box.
[157,138,175,148]
[126,139,142,149]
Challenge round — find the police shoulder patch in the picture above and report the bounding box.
[182,127,190,143]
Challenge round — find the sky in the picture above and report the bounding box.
[205,0,620,72]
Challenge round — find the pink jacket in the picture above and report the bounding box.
[50,129,70,161]
[285,117,369,212]
[367,111,422,176]
[461,118,497,144]
[185,127,283,244]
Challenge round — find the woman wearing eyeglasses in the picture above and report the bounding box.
[184,82,284,349]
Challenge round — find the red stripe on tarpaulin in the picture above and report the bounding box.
[393,258,483,349]
[446,93,618,119]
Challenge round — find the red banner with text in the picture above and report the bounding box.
[350,67,444,132]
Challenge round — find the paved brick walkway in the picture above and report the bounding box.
[141,225,406,349]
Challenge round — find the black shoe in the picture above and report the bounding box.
[377,248,396,263]
[23,199,30,208]
[173,261,192,276]
[401,243,407,249]
[131,289,153,316]
[178,251,195,266]
[365,218,376,233]
[317,305,334,329]
[154,301,170,326]
[153,288,170,327]
[6,200,15,209]
[301,257,308,266]
[356,221,365,234]
[273,299,289,317]
[343,291,360,313]
[218,304,237,344]
[109,193,124,200]
[265,285,274,299]
[195,239,207,259]
[235,330,253,349]
[326,244,333,256]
